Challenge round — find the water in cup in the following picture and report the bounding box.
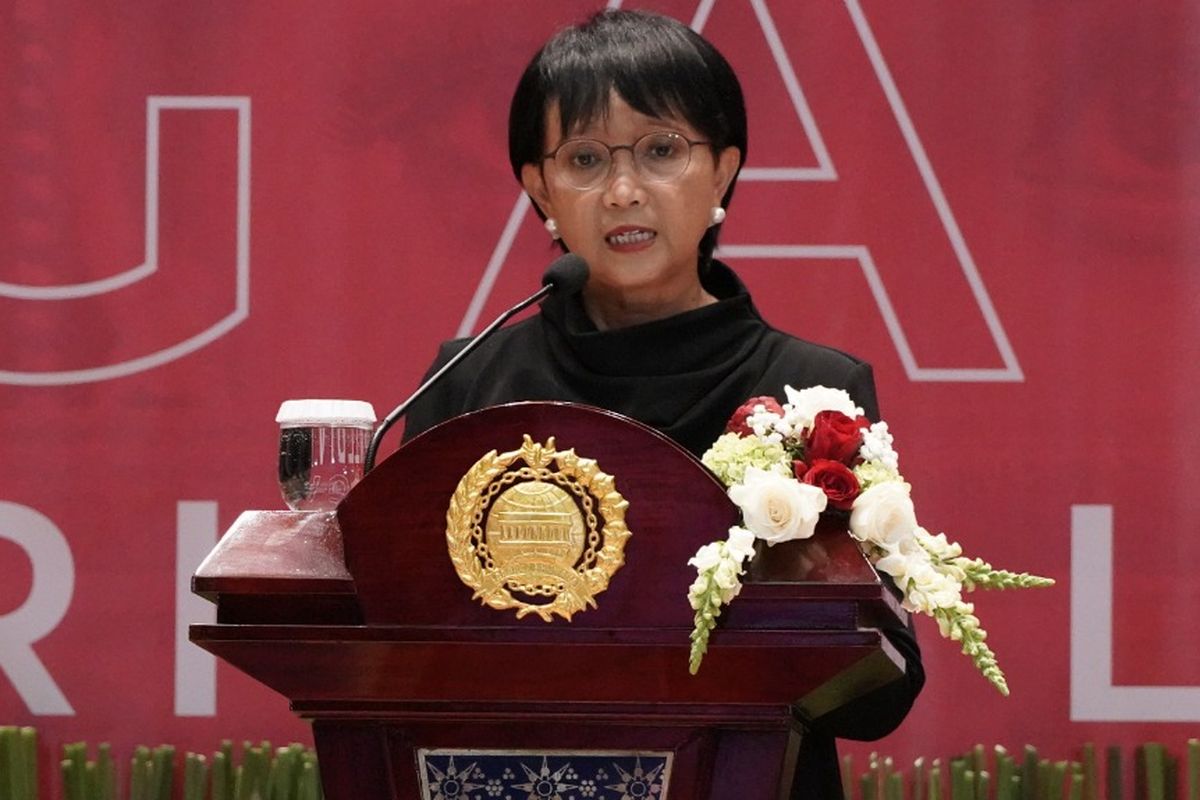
[276,399,376,511]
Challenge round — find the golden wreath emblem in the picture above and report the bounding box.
[446,435,630,622]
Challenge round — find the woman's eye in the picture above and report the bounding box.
[643,137,682,160]
[564,145,607,170]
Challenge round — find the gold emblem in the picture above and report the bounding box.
[446,436,630,621]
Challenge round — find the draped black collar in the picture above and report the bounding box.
[537,260,768,379]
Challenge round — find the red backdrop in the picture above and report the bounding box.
[2,0,1199,786]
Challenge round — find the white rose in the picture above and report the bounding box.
[850,481,917,547]
[783,384,863,432]
[729,467,827,545]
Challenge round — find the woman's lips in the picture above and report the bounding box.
[605,226,657,252]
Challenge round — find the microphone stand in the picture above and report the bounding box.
[363,283,553,474]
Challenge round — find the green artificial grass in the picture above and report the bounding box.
[3,726,1200,799]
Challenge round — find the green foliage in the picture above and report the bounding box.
[1,727,38,800]
[839,740,1200,800]
[958,558,1057,592]
[182,755,207,800]
[933,605,1009,696]
[1107,745,1123,800]
[61,742,115,800]
[686,578,721,675]
[1188,740,1199,800]
[1,737,322,800]
[6,730,1200,800]
[1081,743,1098,800]
[1138,743,1167,800]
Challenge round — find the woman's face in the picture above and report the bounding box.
[521,92,740,316]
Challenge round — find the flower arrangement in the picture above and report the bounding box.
[688,385,1054,694]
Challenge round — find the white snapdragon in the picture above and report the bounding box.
[687,527,757,609]
[725,525,758,563]
[729,467,827,545]
[873,530,963,614]
[914,528,967,581]
[916,528,962,560]
[712,560,742,601]
[899,561,963,615]
[937,601,977,640]
[687,542,723,573]
[872,535,923,581]
[687,526,759,674]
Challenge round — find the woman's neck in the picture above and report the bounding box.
[581,281,718,331]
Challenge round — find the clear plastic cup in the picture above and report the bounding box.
[276,399,377,511]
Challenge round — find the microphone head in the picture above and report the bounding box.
[542,254,589,295]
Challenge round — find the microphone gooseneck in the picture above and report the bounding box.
[363,253,590,473]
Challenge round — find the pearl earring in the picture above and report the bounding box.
[709,207,727,226]
[544,218,561,240]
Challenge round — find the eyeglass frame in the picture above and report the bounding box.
[539,131,713,189]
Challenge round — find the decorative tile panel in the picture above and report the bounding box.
[416,749,672,800]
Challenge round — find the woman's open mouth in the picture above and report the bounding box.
[605,227,657,251]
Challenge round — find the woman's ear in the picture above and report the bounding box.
[712,146,742,204]
[521,163,553,218]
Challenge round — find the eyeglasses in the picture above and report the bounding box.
[541,131,711,190]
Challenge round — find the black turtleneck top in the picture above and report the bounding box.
[402,261,923,800]
[405,262,880,455]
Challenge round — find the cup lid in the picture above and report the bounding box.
[275,399,377,428]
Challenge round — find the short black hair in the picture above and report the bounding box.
[508,9,747,267]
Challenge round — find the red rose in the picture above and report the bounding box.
[792,460,808,481]
[804,410,867,465]
[725,396,785,437]
[802,459,861,510]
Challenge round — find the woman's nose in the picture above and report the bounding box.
[602,151,646,207]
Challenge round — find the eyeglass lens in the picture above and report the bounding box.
[553,132,693,188]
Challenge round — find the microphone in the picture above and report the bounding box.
[363,253,589,473]
[540,252,589,295]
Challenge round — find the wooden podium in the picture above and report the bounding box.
[191,402,906,799]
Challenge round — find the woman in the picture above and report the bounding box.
[404,10,923,798]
